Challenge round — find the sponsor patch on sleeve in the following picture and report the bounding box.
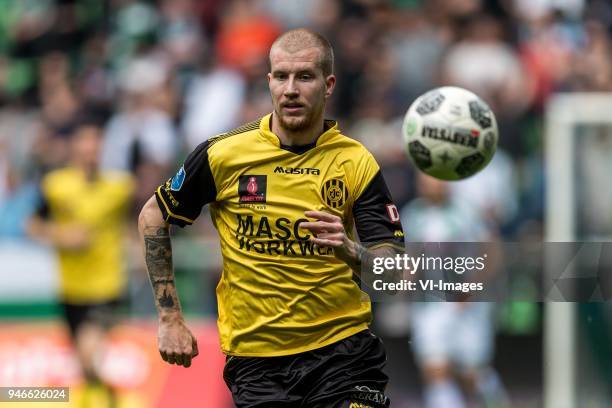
[385,204,400,223]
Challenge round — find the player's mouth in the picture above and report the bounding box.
[282,103,305,114]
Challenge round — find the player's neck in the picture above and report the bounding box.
[271,115,324,147]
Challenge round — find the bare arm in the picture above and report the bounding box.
[138,196,180,318]
[138,195,198,367]
[342,241,404,284]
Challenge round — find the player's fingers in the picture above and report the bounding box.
[183,353,192,368]
[315,232,344,241]
[300,221,341,233]
[174,352,184,366]
[311,238,339,247]
[317,231,343,238]
[304,210,340,223]
[310,237,342,247]
[192,338,199,357]
[166,353,176,364]
[160,350,168,362]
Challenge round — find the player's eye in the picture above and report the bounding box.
[299,74,313,81]
[274,72,287,80]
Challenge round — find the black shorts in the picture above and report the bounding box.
[60,300,120,338]
[223,330,390,408]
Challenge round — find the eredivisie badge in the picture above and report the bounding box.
[170,166,186,191]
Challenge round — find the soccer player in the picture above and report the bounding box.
[138,28,404,407]
[28,119,134,407]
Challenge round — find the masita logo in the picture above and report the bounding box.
[274,166,320,175]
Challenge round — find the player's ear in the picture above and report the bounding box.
[324,75,336,98]
[267,72,272,84]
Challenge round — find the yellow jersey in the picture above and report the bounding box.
[39,167,134,304]
[156,114,404,356]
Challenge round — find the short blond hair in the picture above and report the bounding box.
[270,28,334,76]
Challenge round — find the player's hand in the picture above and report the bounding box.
[301,210,358,265]
[157,317,199,368]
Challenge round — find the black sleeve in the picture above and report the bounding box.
[155,141,216,227]
[353,170,405,246]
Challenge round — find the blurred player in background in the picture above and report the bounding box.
[400,172,509,408]
[27,118,134,407]
[138,28,405,407]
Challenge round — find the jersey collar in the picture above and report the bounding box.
[259,113,340,150]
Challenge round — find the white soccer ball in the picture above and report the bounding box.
[402,86,498,181]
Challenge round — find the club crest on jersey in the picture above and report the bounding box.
[239,175,267,203]
[170,166,186,191]
[321,178,348,208]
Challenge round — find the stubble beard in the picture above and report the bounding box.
[278,112,310,131]
[276,103,324,133]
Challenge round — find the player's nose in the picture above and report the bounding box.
[283,77,299,97]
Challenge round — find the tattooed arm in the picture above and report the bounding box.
[300,210,404,289]
[342,241,404,288]
[138,195,198,367]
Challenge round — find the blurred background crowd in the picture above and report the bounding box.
[0,0,610,239]
[0,0,611,406]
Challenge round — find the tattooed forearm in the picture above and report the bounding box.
[152,278,175,286]
[144,227,172,277]
[159,288,175,308]
[350,243,405,289]
[143,226,181,314]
